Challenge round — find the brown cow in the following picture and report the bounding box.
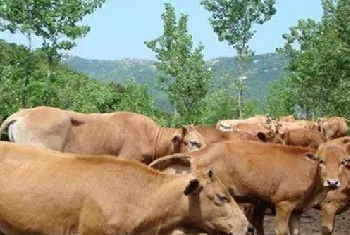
[313,137,350,235]
[271,119,317,134]
[258,128,326,149]
[0,106,202,164]
[0,141,251,235]
[316,117,348,140]
[281,128,326,149]
[150,141,347,235]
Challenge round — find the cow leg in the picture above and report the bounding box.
[253,203,267,235]
[275,201,296,235]
[288,213,301,235]
[240,203,254,223]
[320,202,340,235]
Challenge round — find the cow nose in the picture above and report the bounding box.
[247,224,254,235]
[326,178,340,188]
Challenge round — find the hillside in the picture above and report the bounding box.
[62,53,288,108]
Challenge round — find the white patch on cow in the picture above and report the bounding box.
[218,123,233,132]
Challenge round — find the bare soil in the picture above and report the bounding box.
[263,208,350,235]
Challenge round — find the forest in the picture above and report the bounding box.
[1,0,349,129]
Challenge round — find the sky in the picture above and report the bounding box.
[0,0,323,60]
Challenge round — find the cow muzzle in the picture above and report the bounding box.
[246,224,254,235]
[324,178,340,188]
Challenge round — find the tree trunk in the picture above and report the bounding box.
[44,51,53,105]
[22,33,32,107]
[237,47,246,120]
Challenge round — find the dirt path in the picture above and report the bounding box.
[263,208,350,235]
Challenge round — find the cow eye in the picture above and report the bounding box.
[190,141,201,148]
[341,159,350,166]
[216,193,231,203]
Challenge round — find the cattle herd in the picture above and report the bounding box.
[0,106,349,235]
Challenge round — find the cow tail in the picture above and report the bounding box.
[0,111,24,138]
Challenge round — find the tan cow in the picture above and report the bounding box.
[316,117,348,140]
[0,141,251,235]
[277,115,296,122]
[0,106,203,164]
[216,115,272,132]
[229,122,274,137]
[194,125,261,142]
[150,141,347,235]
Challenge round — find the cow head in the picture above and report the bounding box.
[269,120,283,134]
[256,130,283,143]
[305,143,350,189]
[172,125,206,153]
[186,168,251,235]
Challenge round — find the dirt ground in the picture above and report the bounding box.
[175,208,350,235]
[263,208,350,235]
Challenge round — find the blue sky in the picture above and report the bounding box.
[1,0,323,60]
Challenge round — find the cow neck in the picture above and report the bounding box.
[152,126,179,162]
[131,174,193,234]
[300,164,330,212]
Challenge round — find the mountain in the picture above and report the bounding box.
[61,53,288,109]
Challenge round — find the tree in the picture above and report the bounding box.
[0,39,124,129]
[0,0,38,107]
[274,0,350,118]
[118,79,156,117]
[0,0,106,104]
[267,74,297,118]
[201,0,276,118]
[145,3,213,126]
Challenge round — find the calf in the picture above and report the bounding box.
[0,141,251,235]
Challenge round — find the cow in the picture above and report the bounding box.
[258,128,326,149]
[270,119,317,135]
[216,115,272,132]
[193,125,261,143]
[0,141,252,235]
[277,115,296,122]
[228,122,274,137]
[312,137,350,235]
[316,117,348,140]
[149,141,347,235]
[0,106,203,164]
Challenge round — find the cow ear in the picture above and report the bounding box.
[184,179,200,196]
[343,157,350,168]
[207,168,214,181]
[181,126,188,136]
[346,144,350,154]
[257,132,267,142]
[304,153,319,161]
[171,135,181,144]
